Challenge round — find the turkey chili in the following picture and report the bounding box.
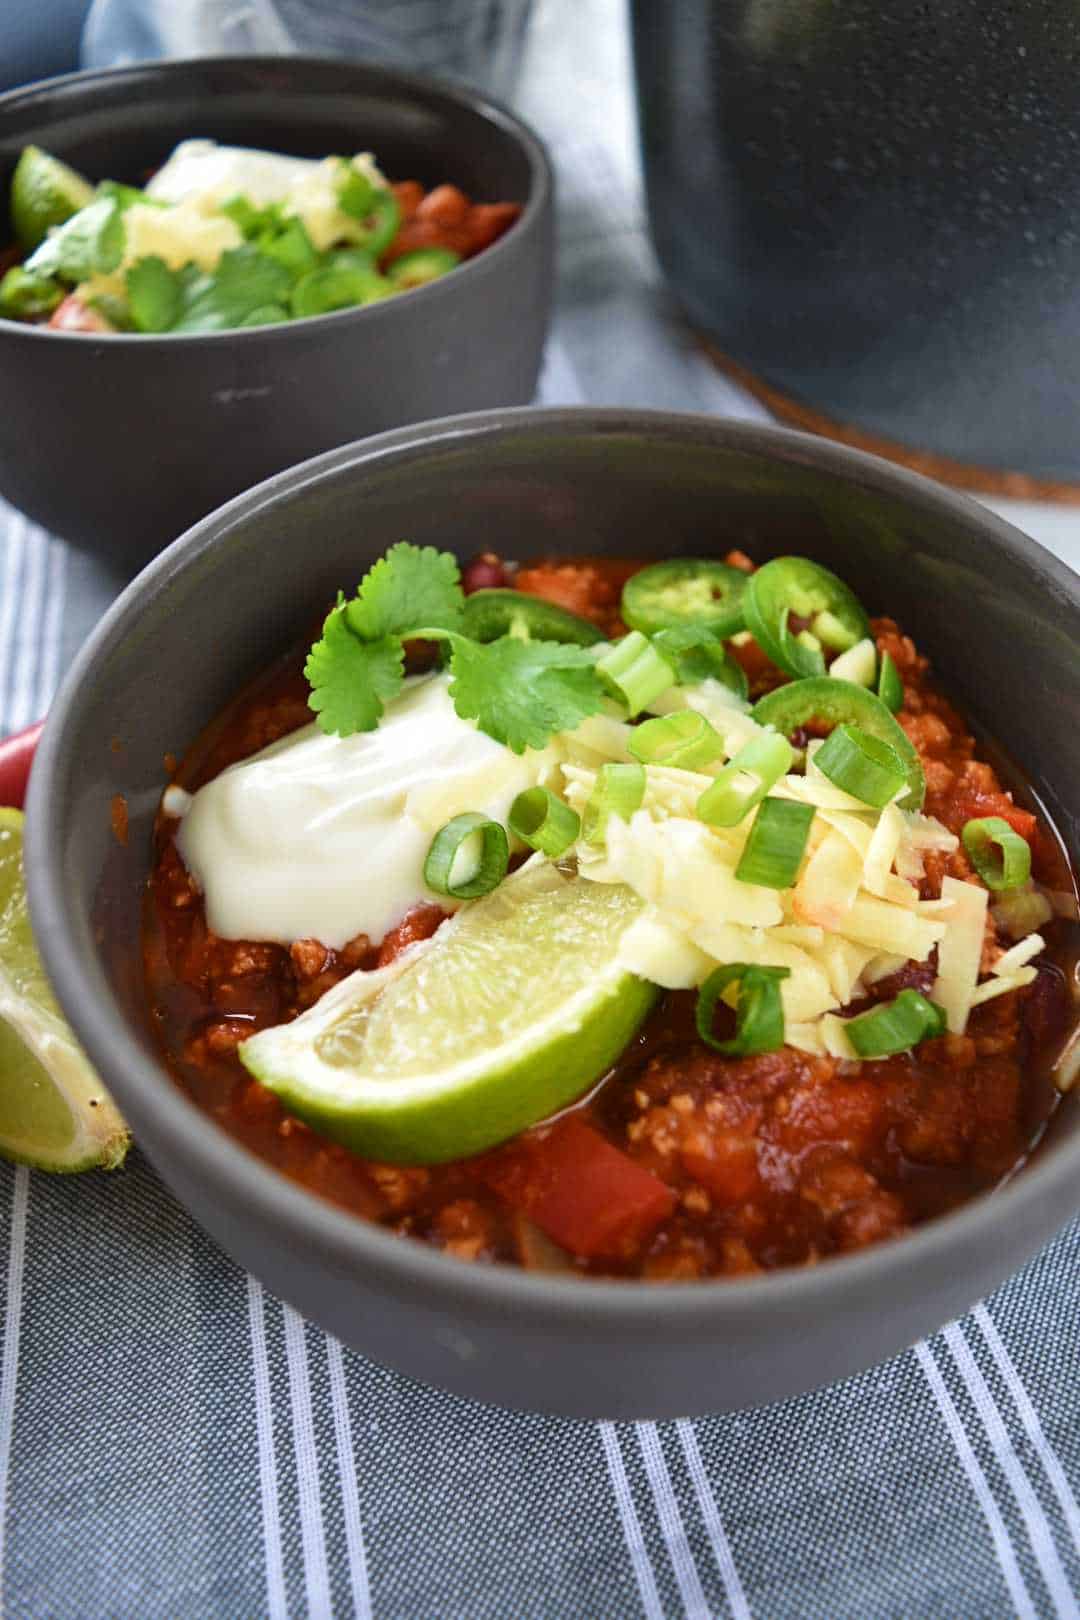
[142,548,1077,1280]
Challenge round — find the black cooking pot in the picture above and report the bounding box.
[632,0,1080,489]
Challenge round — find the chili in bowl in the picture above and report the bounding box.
[1,139,521,334]
[25,410,1080,1419]
[143,545,1076,1281]
[0,57,552,567]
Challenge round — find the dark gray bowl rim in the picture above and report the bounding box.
[0,54,552,347]
[26,406,1080,1331]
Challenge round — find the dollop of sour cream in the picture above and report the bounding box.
[147,139,327,208]
[144,140,390,251]
[175,675,556,950]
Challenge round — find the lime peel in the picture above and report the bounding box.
[240,862,658,1164]
[11,145,95,252]
[0,809,129,1173]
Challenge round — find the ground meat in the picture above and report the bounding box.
[514,559,640,637]
[433,1199,495,1261]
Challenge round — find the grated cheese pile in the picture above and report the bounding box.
[548,694,1045,1063]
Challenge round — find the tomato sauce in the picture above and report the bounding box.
[142,554,1077,1280]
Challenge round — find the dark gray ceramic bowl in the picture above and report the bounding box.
[0,57,552,570]
[25,409,1080,1420]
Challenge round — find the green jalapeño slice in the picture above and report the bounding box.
[744,557,871,681]
[751,677,925,810]
[461,589,603,646]
[620,559,748,638]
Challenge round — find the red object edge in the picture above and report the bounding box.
[0,720,43,811]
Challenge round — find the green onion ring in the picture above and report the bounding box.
[734,798,815,889]
[424,813,509,898]
[508,787,581,858]
[650,625,750,699]
[628,710,724,771]
[595,632,676,716]
[695,963,790,1056]
[961,816,1033,892]
[843,989,947,1058]
[696,732,794,827]
[582,762,646,846]
[812,723,907,807]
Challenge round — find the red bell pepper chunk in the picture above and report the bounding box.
[481,1116,676,1261]
[949,790,1037,845]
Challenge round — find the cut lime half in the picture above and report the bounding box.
[241,861,657,1164]
[0,809,129,1172]
[11,145,95,252]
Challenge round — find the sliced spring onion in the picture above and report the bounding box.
[843,989,947,1058]
[812,723,907,808]
[696,732,794,827]
[595,633,676,716]
[735,798,815,889]
[582,762,646,846]
[695,963,790,1055]
[961,816,1032,891]
[828,637,877,687]
[651,625,750,699]
[752,678,924,810]
[628,710,724,771]
[877,650,904,713]
[424,813,509,898]
[508,787,581,858]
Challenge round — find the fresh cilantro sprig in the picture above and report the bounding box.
[26,194,124,281]
[305,543,607,752]
[343,542,463,640]
[446,636,603,754]
[305,598,405,735]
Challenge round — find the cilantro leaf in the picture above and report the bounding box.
[125,256,182,332]
[97,180,164,213]
[220,194,286,239]
[259,217,319,276]
[304,603,404,735]
[26,194,124,281]
[448,637,605,754]
[171,246,294,334]
[344,542,464,641]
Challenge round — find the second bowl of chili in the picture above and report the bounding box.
[0,56,552,568]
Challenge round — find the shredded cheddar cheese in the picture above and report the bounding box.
[552,705,1041,1060]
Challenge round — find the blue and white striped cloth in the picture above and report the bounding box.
[1,2,1079,1613]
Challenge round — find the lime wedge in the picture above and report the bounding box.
[241,862,657,1164]
[0,809,128,1172]
[11,146,95,252]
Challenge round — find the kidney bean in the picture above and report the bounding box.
[461,553,509,593]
